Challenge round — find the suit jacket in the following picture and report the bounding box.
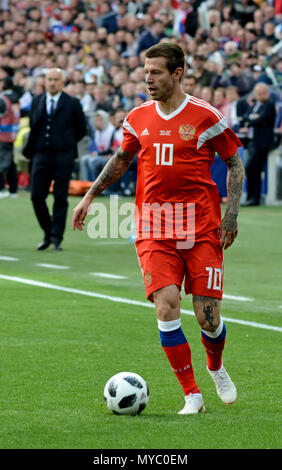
[23,91,87,159]
[246,100,276,150]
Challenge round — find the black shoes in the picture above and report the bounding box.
[241,199,260,207]
[37,239,51,250]
[37,238,63,251]
[52,243,63,251]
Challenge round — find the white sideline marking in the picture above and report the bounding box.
[0,274,281,333]
[90,272,127,279]
[0,255,254,302]
[223,294,253,302]
[36,263,70,270]
[95,241,129,245]
[0,256,19,261]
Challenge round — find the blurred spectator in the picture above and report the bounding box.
[207,38,224,67]
[213,87,231,123]
[248,64,272,89]
[0,71,20,199]
[111,107,137,195]
[173,0,199,38]
[218,23,234,50]
[99,1,118,34]
[200,86,214,104]
[120,81,137,111]
[134,93,148,107]
[229,0,258,26]
[226,62,251,96]
[80,110,115,182]
[137,19,167,55]
[272,58,282,85]
[83,54,104,85]
[240,83,276,206]
[75,79,95,115]
[192,54,217,87]
[209,61,231,89]
[207,9,221,29]
[223,41,242,65]
[182,74,197,95]
[262,21,279,45]
[93,85,113,114]
[225,85,249,134]
[244,24,258,51]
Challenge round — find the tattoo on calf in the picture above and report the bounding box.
[193,295,218,328]
[203,304,214,327]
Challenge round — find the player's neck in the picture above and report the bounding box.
[157,90,187,115]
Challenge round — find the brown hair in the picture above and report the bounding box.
[145,41,185,77]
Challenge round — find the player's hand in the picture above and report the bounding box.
[219,215,238,250]
[72,193,93,231]
[219,228,238,250]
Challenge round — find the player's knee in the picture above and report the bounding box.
[153,286,180,322]
[153,295,180,322]
[155,301,177,322]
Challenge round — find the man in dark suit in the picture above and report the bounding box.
[24,68,87,250]
[240,83,276,206]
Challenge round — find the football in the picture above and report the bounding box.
[104,371,150,415]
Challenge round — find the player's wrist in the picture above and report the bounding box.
[85,190,95,201]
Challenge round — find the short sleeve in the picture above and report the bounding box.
[121,116,141,154]
[208,127,242,161]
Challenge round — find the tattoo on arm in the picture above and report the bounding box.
[88,148,136,198]
[222,151,245,231]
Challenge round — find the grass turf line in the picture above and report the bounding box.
[0,193,281,449]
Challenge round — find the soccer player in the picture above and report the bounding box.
[72,42,245,415]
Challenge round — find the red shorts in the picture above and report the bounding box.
[135,230,224,302]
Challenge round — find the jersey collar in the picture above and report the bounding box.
[155,94,190,120]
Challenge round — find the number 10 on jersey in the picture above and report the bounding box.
[154,143,174,166]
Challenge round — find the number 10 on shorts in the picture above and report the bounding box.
[206,267,223,291]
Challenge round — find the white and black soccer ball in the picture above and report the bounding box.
[104,372,149,415]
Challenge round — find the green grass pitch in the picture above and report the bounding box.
[0,192,281,449]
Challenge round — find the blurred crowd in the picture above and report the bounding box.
[0,0,281,197]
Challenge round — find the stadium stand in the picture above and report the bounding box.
[0,0,281,202]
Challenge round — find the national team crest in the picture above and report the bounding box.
[144,271,152,286]
[179,124,196,141]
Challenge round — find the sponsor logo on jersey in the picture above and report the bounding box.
[141,128,150,136]
[179,124,196,141]
[160,130,172,136]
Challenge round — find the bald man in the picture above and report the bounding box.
[241,83,276,206]
[24,68,87,250]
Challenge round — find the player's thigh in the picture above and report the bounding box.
[135,239,185,304]
[183,231,224,299]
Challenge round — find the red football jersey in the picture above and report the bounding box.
[121,95,242,241]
